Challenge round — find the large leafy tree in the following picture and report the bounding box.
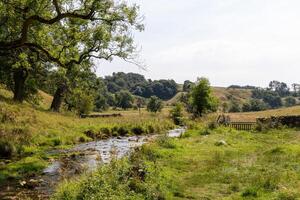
[189,77,218,117]
[0,0,143,110]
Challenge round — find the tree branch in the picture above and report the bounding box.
[0,2,96,50]
[53,0,61,15]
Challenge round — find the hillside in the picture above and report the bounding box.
[212,87,252,104]
[166,87,252,105]
[228,105,300,122]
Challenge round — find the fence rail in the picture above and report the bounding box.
[227,122,256,131]
[80,113,122,118]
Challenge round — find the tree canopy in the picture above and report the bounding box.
[189,77,218,117]
[0,0,143,111]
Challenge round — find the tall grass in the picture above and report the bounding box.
[53,127,300,199]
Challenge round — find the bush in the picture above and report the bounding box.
[228,101,241,113]
[117,127,129,136]
[100,127,111,136]
[0,140,16,158]
[285,96,296,107]
[52,138,62,146]
[242,99,267,112]
[147,96,163,113]
[170,103,184,125]
[76,93,94,115]
[131,126,145,135]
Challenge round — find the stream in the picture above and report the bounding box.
[0,128,186,200]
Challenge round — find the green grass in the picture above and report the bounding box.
[0,91,175,184]
[54,127,300,199]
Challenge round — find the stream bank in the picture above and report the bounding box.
[0,128,185,200]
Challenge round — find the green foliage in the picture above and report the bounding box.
[242,99,268,112]
[228,100,242,113]
[53,126,300,199]
[285,96,296,107]
[169,103,184,125]
[252,87,283,109]
[189,77,218,116]
[0,0,144,108]
[115,90,134,110]
[182,80,195,92]
[157,135,177,149]
[53,153,171,200]
[71,90,94,115]
[147,96,163,113]
[105,72,178,100]
[269,80,290,97]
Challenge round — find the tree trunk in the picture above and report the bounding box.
[50,84,67,112]
[13,69,28,102]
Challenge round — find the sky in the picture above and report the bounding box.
[96,0,300,87]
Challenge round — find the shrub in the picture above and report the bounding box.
[117,127,129,136]
[52,138,62,146]
[0,140,16,158]
[228,101,242,113]
[115,90,134,110]
[100,127,111,136]
[147,96,163,113]
[285,96,296,107]
[169,103,184,125]
[75,93,94,115]
[131,126,145,135]
[242,99,267,112]
[78,136,86,143]
[146,125,155,134]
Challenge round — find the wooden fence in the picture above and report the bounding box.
[80,113,122,118]
[227,122,256,131]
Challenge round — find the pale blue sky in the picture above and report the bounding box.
[96,0,300,87]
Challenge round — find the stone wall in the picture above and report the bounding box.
[256,115,300,128]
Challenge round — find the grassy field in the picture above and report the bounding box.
[54,126,300,200]
[0,87,175,184]
[228,105,300,122]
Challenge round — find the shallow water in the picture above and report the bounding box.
[0,128,186,199]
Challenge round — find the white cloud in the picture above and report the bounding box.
[96,0,300,87]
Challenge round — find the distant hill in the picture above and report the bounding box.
[166,87,252,106]
[212,87,252,104]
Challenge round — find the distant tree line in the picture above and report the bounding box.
[104,72,178,100]
[227,80,300,113]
